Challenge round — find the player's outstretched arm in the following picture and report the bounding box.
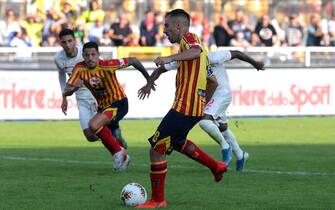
[61,83,80,115]
[127,57,150,80]
[230,50,265,71]
[154,48,201,66]
[62,82,81,97]
[138,66,166,100]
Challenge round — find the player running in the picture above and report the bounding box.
[55,29,127,148]
[201,50,264,172]
[62,41,151,171]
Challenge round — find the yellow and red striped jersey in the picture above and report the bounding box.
[172,32,207,117]
[68,58,130,108]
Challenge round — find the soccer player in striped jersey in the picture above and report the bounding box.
[62,41,151,171]
[136,9,227,208]
[55,28,127,148]
[164,50,264,172]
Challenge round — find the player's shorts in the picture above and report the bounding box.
[77,97,97,130]
[204,90,232,124]
[148,109,201,155]
[98,98,128,123]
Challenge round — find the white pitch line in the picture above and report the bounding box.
[1,155,335,177]
[244,168,335,176]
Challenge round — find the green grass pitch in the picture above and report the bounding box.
[1,117,335,209]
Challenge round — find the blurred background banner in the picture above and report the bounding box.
[227,68,334,117]
[1,0,335,120]
[1,67,333,120]
[0,70,79,120]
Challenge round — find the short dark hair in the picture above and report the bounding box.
[165,9,190,26]
[83,41,99,52]
[89,0,99,10]
[59,28,75,39]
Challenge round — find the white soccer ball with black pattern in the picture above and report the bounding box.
[120,183,147,206]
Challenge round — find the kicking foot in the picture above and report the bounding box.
[136,199,167,208]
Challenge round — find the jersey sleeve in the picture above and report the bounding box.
[207,50,232,65]
[54,53,63,72]
[58,71,67,92]
[181,33,203,50]
[67,64,81,86]
[54,53,67,91]
[105,58,130,71]
[164,61,178,71]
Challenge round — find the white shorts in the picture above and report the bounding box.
[77,98,97,130]
[204,90,232,124]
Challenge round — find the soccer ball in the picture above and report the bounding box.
[120,183,147,206]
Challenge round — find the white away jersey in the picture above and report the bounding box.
[54,46,94,100]
[163,50,232,95]
[203,50,233,120]
[207,50,232,94]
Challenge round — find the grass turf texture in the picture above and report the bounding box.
[0,117,334,209]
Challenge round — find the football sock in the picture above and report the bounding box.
[96,126,121,155]
[199,120,230,149]
[179,140,217,170]
[150,161,167,202]
[222,128,243,160]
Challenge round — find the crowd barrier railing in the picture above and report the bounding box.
[0,46,335,69]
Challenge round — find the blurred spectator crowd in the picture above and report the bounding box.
[1,0,335,48]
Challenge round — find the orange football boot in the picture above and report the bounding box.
[136,199,167,209]
[212,161,228,182]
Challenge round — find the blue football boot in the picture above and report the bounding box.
[236,151,249,172]
[221,145,233,165]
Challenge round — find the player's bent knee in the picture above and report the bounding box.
[83,129,99,142]
[219,123,228,132]
[88,122,99,133]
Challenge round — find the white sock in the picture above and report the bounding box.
[199,119,230,149]
[222,128,243,159]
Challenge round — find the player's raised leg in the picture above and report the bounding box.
[107,98,129,149]
[178,139,227,182]
[137,109,226,208]
[165,110,228,183]
[89,112,130,171]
